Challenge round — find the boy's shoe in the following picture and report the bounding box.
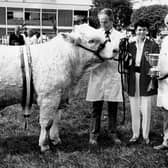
[109,133,121,145]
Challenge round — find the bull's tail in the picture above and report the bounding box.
[20,46,34,130]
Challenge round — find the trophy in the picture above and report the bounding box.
[146,52,160,77]
[145,52,160,91]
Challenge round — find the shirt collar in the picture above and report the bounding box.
[104,28,113,34]
[100,28,113,34]
[135,36,147,44]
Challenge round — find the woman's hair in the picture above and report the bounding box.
[98,8,114,21]
[134,19,150,30]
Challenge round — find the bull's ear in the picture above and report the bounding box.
[61,33,81,45]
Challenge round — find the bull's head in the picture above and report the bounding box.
[61,24,117,63]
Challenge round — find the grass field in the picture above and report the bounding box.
[0,74,168,168]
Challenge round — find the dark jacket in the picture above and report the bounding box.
[9,33,25,45]
[127,38,160,96]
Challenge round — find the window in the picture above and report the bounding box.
[25,8,40,25]
[7,11,13,19]
[73,10,88,25]
[7,28,15,34]
[0,7,5,24]
[42,28,56,39]
[58,29,71,33]
[58,10,72,27]
[42,9,56,26]
[7,8,23,25]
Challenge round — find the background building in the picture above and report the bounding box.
[0,0,92,43]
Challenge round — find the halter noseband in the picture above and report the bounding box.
[77,39,113,62]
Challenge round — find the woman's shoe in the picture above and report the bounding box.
[127,137,139,146]
[129,137,139,142]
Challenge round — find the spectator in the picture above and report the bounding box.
[24,29,38,45]
[154,14,168,150]
[9,25,25,45]
[38,33,49,43]
[86,8,124,145]
[21,24,28,41]
[127,19,160,145]
[126,27,136,42]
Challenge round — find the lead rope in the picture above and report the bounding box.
[118,37,130,125]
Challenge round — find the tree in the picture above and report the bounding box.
[89,0,133,30]
[131,5,168,38]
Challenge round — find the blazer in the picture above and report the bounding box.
[127,38,160,96]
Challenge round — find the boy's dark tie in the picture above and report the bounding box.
[105,30,111,42]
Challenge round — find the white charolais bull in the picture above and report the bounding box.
[0,24,117,152]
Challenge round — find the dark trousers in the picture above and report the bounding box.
[90,101,118,135]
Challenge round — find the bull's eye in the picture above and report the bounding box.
[88,39,95,43]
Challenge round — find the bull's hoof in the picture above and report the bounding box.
[89,143,100,153]
[40,145,50,152]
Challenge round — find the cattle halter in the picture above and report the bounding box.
[77,39,115,62]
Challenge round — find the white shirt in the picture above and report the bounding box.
[135,38,146,66]
[86,28,124,102]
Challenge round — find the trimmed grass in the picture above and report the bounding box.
[0,74,168,168]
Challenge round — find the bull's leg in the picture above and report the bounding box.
[49,111,62,146]
[39,119,52,152]
[38,92,61,152]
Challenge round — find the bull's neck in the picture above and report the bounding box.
[68,50,88,86]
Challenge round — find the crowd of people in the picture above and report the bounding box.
[85,8,168,154]
[8,25,49,46]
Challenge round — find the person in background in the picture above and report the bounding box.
[20,24,28,41]
[24,29,39,45]
[86,8,124,145]
[127,19,160,145]
[126,27,135,43]
[154,14,168,150]
[38,33,48,44]
[9,25,25,45]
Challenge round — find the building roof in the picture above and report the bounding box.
[0,0,93,10]
[22,0,92,6]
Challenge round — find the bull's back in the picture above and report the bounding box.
[0,45,23,107]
